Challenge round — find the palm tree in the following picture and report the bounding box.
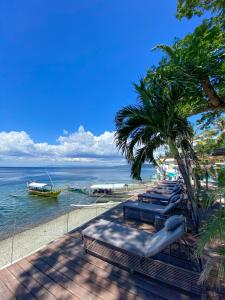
[115,80,199,231]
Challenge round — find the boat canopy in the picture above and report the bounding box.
[28,182,48,188]
[90,183,127,190]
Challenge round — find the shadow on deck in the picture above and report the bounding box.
[0,204,202,300]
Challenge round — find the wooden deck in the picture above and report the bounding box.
[0,204,201,300]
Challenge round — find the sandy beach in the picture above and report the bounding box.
[0,183,152,270]
[0,203,118,269]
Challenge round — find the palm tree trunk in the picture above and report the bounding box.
[184,155,201,202]
[192,169,201,202]
[175,153,200,230]
[182,147,201,201]
[169,139,200,232]
[182,150,190,178]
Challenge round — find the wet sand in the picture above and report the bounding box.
[0,203,119,269]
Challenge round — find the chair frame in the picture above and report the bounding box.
[83,234,203,295]
[123,198,184,224]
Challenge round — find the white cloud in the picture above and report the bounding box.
[63,129,69,135]
[0,131,35,156]
[0,126,122,166]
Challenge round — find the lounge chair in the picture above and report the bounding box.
[123,194,183,224]
[159,180,183,187]
[138,188,182,203]
[82,215,202,295]
[159,180,179,184]
[146,183,182,195]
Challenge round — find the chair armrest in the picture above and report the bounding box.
[154,215,167,230]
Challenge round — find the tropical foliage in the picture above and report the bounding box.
[194,116,225,156]
[115,80,200,229]
[197,206,225,285]
[115,0,225,285]
[176,0,225,19]
[151,18,225,118]
[195,168,225,286]
[115,81,193,180]
[217,168,225,187]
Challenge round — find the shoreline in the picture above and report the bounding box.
[0,202,118,269]
[0,184,152,269]
[0,182,154,241]
[0,198,123,242]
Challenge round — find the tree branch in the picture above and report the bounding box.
[189,103,225,117]
[200,76,224,107]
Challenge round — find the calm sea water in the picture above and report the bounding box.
[0,165,155,239]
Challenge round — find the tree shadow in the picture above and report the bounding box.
[3,204,201,300]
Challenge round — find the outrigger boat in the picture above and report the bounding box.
[27,182,61,198]
[89,183,129,198]
[68,183,141,198]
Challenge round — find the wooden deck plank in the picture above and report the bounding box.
[0,203,202,300]
[39,248,154,300]
[18,259,77,300]
[47,237,194,300]
[27,255,103,300]
[0,268,37,300]
[0,277,17,300]
[8,263,57,300]
[38,254,138,300]
[31,220,199,300]
[35,233,195,300]
[61,242,197,300]
[67,254,170,300]
[36,241,164,300]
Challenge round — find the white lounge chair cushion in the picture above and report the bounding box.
[144,222,185,256]
[82,216,185,257]
[82,219,153,257]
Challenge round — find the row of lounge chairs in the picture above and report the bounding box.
[124,181,183,226]
[81,180,214,296]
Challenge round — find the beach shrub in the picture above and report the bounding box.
[193,166,205,180]
[218,169,225,187]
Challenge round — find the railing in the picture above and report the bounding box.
[0,181,153,269]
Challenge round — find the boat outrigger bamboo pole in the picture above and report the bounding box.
[46,170,55,189]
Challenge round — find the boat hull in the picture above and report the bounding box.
[28,189,61,198]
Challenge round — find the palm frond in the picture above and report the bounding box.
[199,189,221,210]
[130,145,157,180]
[196,208,225,256]
[152,44,176,60]
[115,105,142,127]
[199,256,225,287]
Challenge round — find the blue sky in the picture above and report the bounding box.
[0,0,205,165]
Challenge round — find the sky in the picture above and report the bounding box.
[0,0,205,166]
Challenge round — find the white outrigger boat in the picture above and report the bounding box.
[67,183,129,198]
[27,182,62,198]
[89,183,129,197]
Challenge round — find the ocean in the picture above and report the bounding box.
[0,165,155,240]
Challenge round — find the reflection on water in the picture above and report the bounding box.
[0,165,155,239]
